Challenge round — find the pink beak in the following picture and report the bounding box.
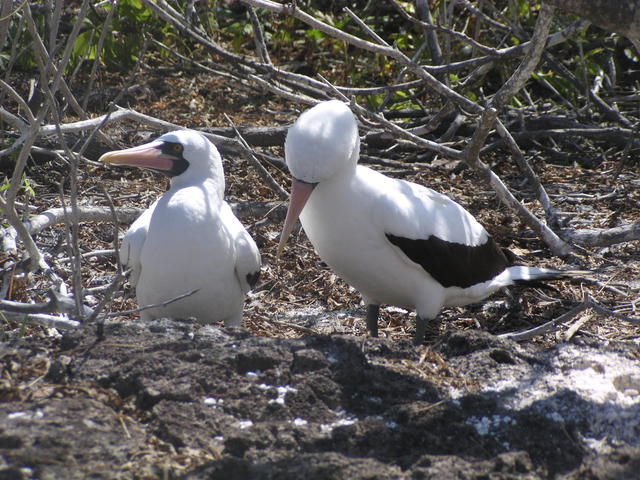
[276,179,317,257]
[98,140,175,172]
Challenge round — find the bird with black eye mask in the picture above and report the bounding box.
[100,130,261,326]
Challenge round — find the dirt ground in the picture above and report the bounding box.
[2,68,640,478]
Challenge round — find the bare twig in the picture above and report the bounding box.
[486,4,566,240]
[0,1,16,49]
[0,112,51,271]
[0,311,80,331]
[0,288,93,317]
[246,5,271,65]
[82,0,119,111]
[87,187,127,325]
[463,107,498,163]
[488,4,555,110]
[247,73,319,106]
[22,1,111,147]
[242,0,476,111]
[1,0,95,277]
[461,108,570,255]
[562,222,640,248]
[1,201,284,257]
[241,0,584,109]
[483,126,640,152]
[37,106,184,137]
[563,312,594,341]
[98,288,200,319]
[344,7,390,47]
[224,114,288,200]
[58,177,85,319]
[56,249,117,264]
[495,122,562,228]
[265,318,317,336]
[412,0,444,65]
[500,295,640,342]
[589,71,634,128]
[0,78,36,123]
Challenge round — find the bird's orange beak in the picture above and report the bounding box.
[276,179,316,257]
[98,141,174,171]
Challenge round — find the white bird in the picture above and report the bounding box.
[100,130,261,327]
[277,100,580,344]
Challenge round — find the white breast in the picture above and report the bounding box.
[300,166,437,313]
[134,182,246,325]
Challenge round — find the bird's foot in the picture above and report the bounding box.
[413,316,428,345]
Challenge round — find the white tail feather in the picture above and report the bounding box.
[504,266,587,285]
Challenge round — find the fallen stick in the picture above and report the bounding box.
[500,295,640,342]
[97,288,200,319]
[0,311,80,330]
[0,288,93,317]
[2,201,284,243]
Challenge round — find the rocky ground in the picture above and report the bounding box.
[1,315,639,479]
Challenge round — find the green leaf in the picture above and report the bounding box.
[305,29,325,42]
[365,93,385,109]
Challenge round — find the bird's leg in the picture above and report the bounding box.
[366,304,380,337]
[224,311,243,328]
[414,316,429,345]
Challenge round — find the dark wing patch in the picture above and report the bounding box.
[246,270,260,289]
[386,233,509,289]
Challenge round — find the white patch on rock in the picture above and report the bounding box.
[458,343,640,451]
[7,410,44,421]
[257,383,298,405]
[320,417,357,434]
[467,415,516,436]
[236,420,254,429]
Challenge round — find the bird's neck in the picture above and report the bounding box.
[170,175,225,200]
[327,162,357,184]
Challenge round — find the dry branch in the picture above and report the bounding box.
[224,114,288,200]
[544,0,640,51]
[489,4,555,110]
[98,288,200,319]
[484,127,640,152]
[1,202,285,253]
[0,288,93,317]
[0,311,80,331]
[562,222,640,248]
[86,186,127,325]
[500,294,640,342]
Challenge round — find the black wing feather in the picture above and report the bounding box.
[386,233,509,288]
[246,270,260,289]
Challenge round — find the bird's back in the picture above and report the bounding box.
[372,170,489,248]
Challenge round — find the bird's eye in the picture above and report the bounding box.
[173,144,183,154]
